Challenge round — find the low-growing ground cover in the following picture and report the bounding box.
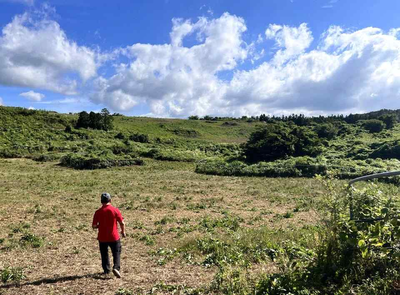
[0,158,326,294]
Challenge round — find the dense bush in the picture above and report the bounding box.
[129,132,150,143]
[315,123,339,139]
[243,123,323,162]
[379,114,397,129]
[172,128,199,138]
[196,157,400,179]
[369,141,400,159]
[60,153,144,169]
[361,119,385,133]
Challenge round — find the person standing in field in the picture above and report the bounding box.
[92,192,126,278]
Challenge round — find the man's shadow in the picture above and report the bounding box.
[0,273,112,289]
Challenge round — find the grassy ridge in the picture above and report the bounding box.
[3,106,400,178]
[0,106,254,165]
[116,116,258,143]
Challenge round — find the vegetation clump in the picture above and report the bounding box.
[1,266,25,284]
[254,177,400,294]
[75,108,113,131]
[60,153,144,169]
[243,123,323,162]
[196,157,400,179]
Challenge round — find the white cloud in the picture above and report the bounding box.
[0,8,99,95]
[90,18,400,117]
[265,23,313,65]
[226,25,400,115]
[91,13,247,116]
[19,90,45,101]
[28,106,35,110]
[37,97,85,105]
[0,97,3,106]
[2,9,399,118]
[0,0,34,5]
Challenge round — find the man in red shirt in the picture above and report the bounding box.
[92,192,126,278]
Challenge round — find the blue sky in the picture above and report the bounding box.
[0,0,400,117]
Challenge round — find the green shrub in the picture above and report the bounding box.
[114,132,126,140]
[255,177,400,294]
[19,232,44,248]
[129,133,149,143]
[379,114,397,129]
[60,153,144,169]
[196,157,400,179]
[361,119,385,133]
[115,288,134,295]
[1,266,25,284]
[315,123,339,139]
[172,128,199,138]
[369,141,400,159]
[243,123,323,162]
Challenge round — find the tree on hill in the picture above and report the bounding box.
[76,111,90,129]
[379,114,397,129]
[75,108,113,130]
[101,108,113,130]
[243,123,323,162]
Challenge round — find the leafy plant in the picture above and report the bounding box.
[1,266,26,284]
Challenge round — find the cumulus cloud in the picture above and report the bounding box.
[19,90,45,101]
[226,25,400,115]
[265,23,313,65]
[0,8,99,95]
[90,16,400,117]
[91,13,247,116]
[0,97,3,106]
[2,8,400,117]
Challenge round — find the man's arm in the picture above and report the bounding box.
[119,220,126,238]
[92,212,99,229]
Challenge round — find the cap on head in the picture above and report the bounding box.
[101,192,111,204]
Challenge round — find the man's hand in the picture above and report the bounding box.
[121,231,126,238]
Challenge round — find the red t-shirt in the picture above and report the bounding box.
[92,204,123,242]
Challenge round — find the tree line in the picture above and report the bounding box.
[189,109,399,128]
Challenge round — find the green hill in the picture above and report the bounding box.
[0,106,258,165]
[3,105,400,177]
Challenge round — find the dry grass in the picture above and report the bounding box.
[0,158,326,294]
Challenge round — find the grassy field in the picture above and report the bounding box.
[0,158,326,294]
[3,107,400,293]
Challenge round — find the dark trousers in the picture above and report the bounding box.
[99,239,121,273]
